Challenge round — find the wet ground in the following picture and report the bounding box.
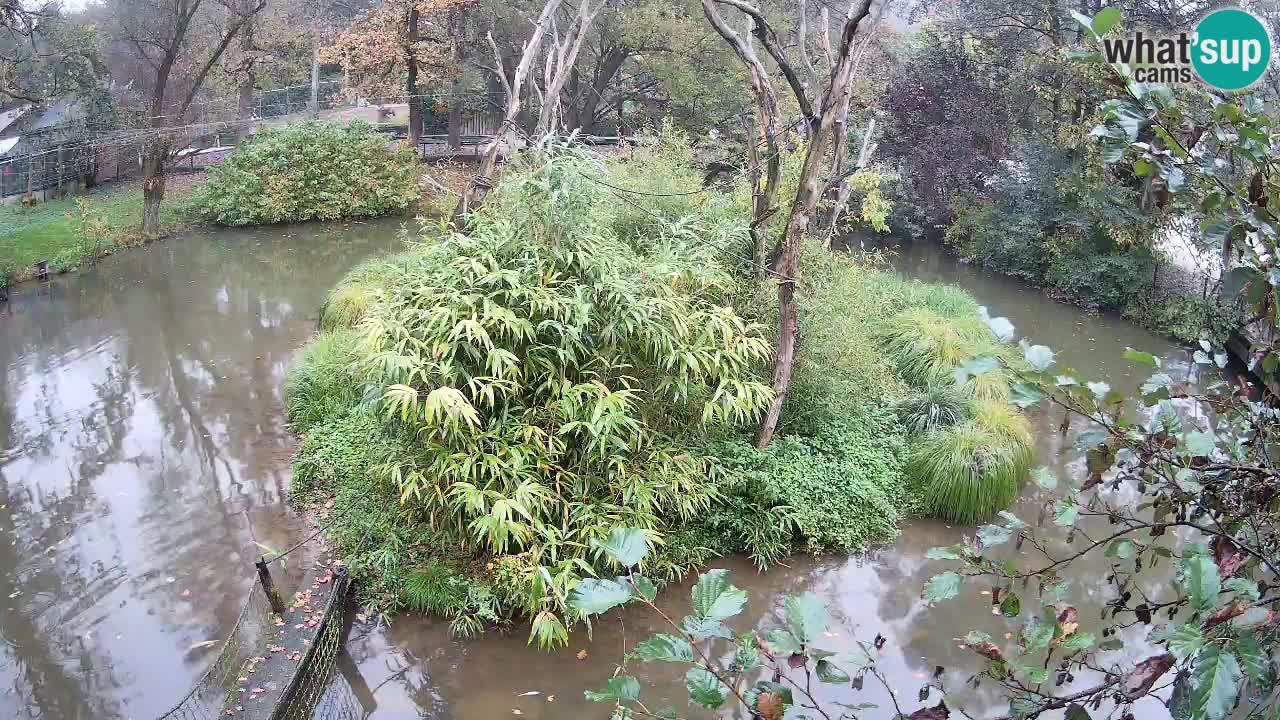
[0,226,1203,719]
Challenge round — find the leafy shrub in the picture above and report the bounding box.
[290,142,772,646]
[1123,291,1235,345]
[710,411,907,555]
[195,121,419,226]
[1044,247,1155,310]
[944,198,1049,283]
[907,419,1030,525]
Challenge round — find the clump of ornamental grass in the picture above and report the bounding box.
[909,282,981,319]
[896,382,971,435]
[907,419,1031,525]
[878,308,996,387]
[283,329,364,433]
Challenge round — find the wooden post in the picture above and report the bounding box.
[255,556,287,614]
[310,49,321,114]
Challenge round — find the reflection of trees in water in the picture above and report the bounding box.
[0,220,403,717]
[0,467,124,719]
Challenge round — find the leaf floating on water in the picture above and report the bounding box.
[576,649,588,660]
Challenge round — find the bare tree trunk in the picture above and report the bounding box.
[707,0,877,448]
[452,0,564,228]
[446,4,467,150]
[141,142,169,239]
[407,4,422,150]
[704,0,783,268]
[535,0,602,136]
[237,0,257,121]
[310,48,320,113]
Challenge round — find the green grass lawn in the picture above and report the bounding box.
[0,179,198,284]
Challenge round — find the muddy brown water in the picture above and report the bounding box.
[0,228,1208,719]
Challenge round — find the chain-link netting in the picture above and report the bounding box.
[155,566,357,720]
[155,583,279,720]
[270,569,353,720]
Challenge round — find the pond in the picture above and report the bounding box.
[0,226,1204,719]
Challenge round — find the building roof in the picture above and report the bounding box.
[0,104,32,136]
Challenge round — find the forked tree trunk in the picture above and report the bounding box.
[706,0,877,449]
[535,0,601,136]
[452,0,564,228]
[704,2,782,279]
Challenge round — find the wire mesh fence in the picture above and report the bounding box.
[154,563,361,720]
[155,582,280,720]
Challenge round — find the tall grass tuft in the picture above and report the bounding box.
[878,308,995,388]
[319,252,418,331]
[907,420,1030,525]
[283,329,365,432]
[896,382,971,435]
[973,398,1034,471]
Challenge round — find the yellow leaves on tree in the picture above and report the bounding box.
[320,0,471,99]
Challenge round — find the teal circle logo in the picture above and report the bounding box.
[1192,8,1272,91]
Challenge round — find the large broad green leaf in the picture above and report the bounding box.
[685,667,727,709]
[1163,624,1204,660]
[1091,7,1122,34]
[955,355,1001,384]
[595,527,649,568]
[1183,431,1216,458]
[631,634,695,663]
[816,659,850,684]
[1061,632,1095,652]
[691,569,748,621]
[569,578,634,615]
[926,546,962,560]
[1054,499,1080,527]
[1024,344,1056,371]
[1069,9,1099,39]
[784,592,829,644]
[766,628,803,655]
[1010,382,1044,407]
[924,572,963,602]
[1123,348,1161,368]
[1181,552,1221,613]
[682,616,734,640]
[1234,634,1271,686]
[630,576,658,602]
[585,675,641,703]
[1022,614,1056,651]
[1191,645,1242,720]
[977,524,1013,547]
